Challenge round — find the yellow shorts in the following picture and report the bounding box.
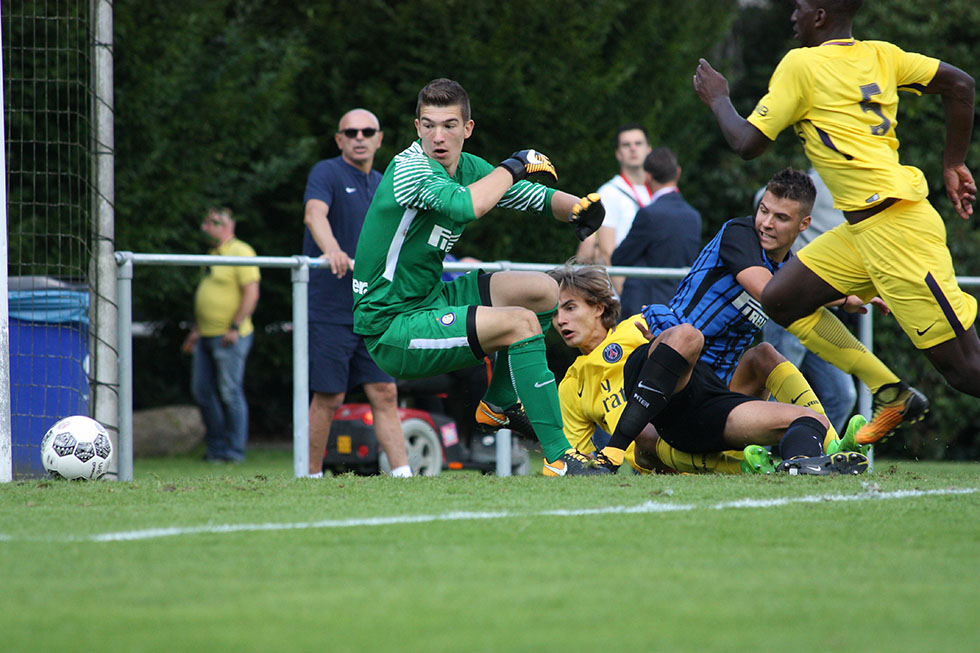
[797,198,977,349]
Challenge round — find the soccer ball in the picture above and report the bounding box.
[40,415,114,480]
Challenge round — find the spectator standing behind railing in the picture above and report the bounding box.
[301,108,411,478]
[181,207,260,463]
[576,123,653,277]
[611,147,701,317]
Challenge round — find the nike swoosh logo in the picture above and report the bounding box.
[477,407,506,426]
[345,187,357,193]
[577,383,585,397]
[534,379,555,388]
[805,465,823,473]
[637,381,657,392]
[916,322,937,336]
[542,461,567,476]
[792,391,808,404]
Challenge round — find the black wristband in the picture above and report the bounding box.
[230,322,241,332]
[497,157,524,183]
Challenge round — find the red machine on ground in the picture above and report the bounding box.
[323,403,530,476]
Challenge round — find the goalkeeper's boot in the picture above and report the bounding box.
[854,382,928,445]
[594,447,624,474]
[475,401,537,440]
[542,449,611,476]
[777,451,869,475]
[740,445,776,474]
[826,414,871,457]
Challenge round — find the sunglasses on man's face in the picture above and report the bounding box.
[339,128,378,138]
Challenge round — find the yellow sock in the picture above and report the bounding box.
[766,360,839,448]
[600,446,626,466]
[788,307,899,393]
[655,439,744,474]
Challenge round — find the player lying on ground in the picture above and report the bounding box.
[549,263,867,475]
[551,263,745,474]
[694,0,979,440]
[351,77,609,476]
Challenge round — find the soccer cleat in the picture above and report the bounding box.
[474,400,538,440]
[777,451,869,475]
[854,382,929,445]
[542,450,611,476]
[826,414,871,457]
[740,445,776,474]
[593,450,621,474]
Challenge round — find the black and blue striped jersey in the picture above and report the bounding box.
[641,215,785,384]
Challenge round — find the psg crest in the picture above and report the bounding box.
[602,343,623,363]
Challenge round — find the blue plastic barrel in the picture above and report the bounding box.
[8,280,90,478]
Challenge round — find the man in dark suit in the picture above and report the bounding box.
[612,147,702,317]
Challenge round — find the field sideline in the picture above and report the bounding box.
[2,450,979,652]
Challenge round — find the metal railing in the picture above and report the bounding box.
[114,251,980,481]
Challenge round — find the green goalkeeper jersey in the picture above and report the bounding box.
[352,140,555,336]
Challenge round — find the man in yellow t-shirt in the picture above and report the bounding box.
[181,207,261,463]
[693,0,980,443]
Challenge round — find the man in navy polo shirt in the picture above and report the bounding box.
[302,108,411,478]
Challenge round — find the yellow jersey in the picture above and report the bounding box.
[194,238,261,337]
[559,315,748,475]
[747,39,939,212]
[558,315,651,469]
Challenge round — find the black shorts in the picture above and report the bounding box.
[623,342,758,453]
[309,321,394,394]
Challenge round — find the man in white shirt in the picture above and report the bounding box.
[576,123,653,270]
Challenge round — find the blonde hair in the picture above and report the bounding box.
[547,262,621,329]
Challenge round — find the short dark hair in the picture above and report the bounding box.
[821,0,863,21]
[416,78,471,122]
[765,168,816,218]
[643,147,679,184]
[614,122,649,148]
[547,263,621,330]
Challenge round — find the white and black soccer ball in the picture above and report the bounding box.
[40,416,114,480]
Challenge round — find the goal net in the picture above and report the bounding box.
[2,1,115,480]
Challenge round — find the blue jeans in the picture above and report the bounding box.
[191,333,253,461]
[763,321,857,433]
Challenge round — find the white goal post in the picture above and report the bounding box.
[1,5,11,483]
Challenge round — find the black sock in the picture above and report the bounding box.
[778,416,827,459]
[608,343,689,450]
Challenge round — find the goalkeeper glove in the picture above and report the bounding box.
[497,149,558,184]
[569,193,605,241]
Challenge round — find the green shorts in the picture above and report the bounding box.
[363,270,492,379]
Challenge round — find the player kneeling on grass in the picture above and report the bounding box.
[351,78,609,476]
[548,263,867,475]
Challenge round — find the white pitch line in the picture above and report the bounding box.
[1,487,976,544]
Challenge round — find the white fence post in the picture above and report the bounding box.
[291,257,310,478]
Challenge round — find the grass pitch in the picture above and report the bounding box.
[2,450,979,652]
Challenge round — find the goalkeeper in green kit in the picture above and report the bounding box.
[352,78,608,476]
